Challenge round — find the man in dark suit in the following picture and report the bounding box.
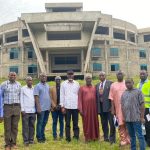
[96,71,116,144]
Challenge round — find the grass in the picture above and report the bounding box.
[0,77,149,150]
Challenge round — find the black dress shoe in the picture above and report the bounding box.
[104,139,109,142]
[110,141,116,145]
[66,138,71,142]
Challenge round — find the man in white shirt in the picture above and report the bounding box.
[20,76,36,146]
[60,70,80,142]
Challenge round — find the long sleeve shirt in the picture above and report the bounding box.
[20,85,36,113]
[1,80,21,104]
[0,87,3,117]
[60,80,80,109]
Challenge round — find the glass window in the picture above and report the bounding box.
[93,63,102,71]
[52,7,76,12]
[10,48,19,59]
[28,51,33,59]
[110,48,119,57]
[113,29,125,40]
[140,64,147,71]
[47,32,81,40]
[28,65,37,74]
[55,56,78,65]
[139,50,146,58]
[111,64,119,71]
[92,48,101,57]
[6,36,18,43]
[22,29,29,37]
[144,34,150,42]
[9,66,18,74]
[95,26,109,35]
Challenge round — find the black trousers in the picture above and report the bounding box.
[100,111,116,142]
[22,113,36,143]
[65,109,79,141]
[144,108,150,146]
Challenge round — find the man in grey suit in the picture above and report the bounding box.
[96,71,116,144]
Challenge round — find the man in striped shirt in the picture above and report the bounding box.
[1,72,21,150]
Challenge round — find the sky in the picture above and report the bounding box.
[0,0,149,29]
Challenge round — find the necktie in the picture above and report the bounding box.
[99,82,104,102]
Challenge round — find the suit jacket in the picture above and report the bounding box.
[50,86,58,111]
[96,80,113,114]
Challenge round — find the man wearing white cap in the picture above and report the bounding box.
[78,74,99,142]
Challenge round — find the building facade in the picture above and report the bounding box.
[0,3,150,78]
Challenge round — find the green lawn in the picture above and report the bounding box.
[0,77,149,150]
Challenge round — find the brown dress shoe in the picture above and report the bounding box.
[5,146,11,150]
[11,145,18,149]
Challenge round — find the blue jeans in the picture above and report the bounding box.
[52,110,64,138]
[126,122,145,150]
[36,110,50,141]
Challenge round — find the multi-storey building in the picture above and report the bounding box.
[0,3,150,78]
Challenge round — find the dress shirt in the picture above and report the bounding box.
[0,86,3,117]
[99,80,106,90]
[60,80,80,109]
[1,80,21,104]
[139,79,148,90]
[33,82,51,111]
[20,85,36,113]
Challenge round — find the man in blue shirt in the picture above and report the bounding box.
[34,73,51,143]
[0,85,3,123]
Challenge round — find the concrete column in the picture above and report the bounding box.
[46,50,49,73]
[104,40,108,75]
[3,34,5,44]
[126,44,129,77]
[84,18,100,73]
[81,49,84,73]
[26,22,46,73]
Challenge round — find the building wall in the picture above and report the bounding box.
[0,7,150,78]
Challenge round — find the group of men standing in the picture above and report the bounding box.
[0,69,149,150]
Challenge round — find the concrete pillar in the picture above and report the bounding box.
[46,50,49,73]
[3,34,5,44]
[84,18,100,73]
[26,22,46,73]
[81,49,84,73]
[104,40,108,75]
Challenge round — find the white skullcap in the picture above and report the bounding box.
[55,76,61,80]
[85,73,92,79]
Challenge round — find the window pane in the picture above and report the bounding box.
[47,32,81,40]
[113,29,125,40]
[93,63,102,71]
[144,34,150,42]
[95,26,109,35]
[6,36,18,43]
[28,51,33,59]
[10,49,19,59]
[92,48,101,57]
[9,66,18,74]
[22,29,29,37]
[139,50,146,58]
[140,64,147,71]
[28,65,37,74]
[111,64,119,71]
[110,48,119,57]
[55,56,78,65]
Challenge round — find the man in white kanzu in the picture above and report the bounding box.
[60,70,80,142]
